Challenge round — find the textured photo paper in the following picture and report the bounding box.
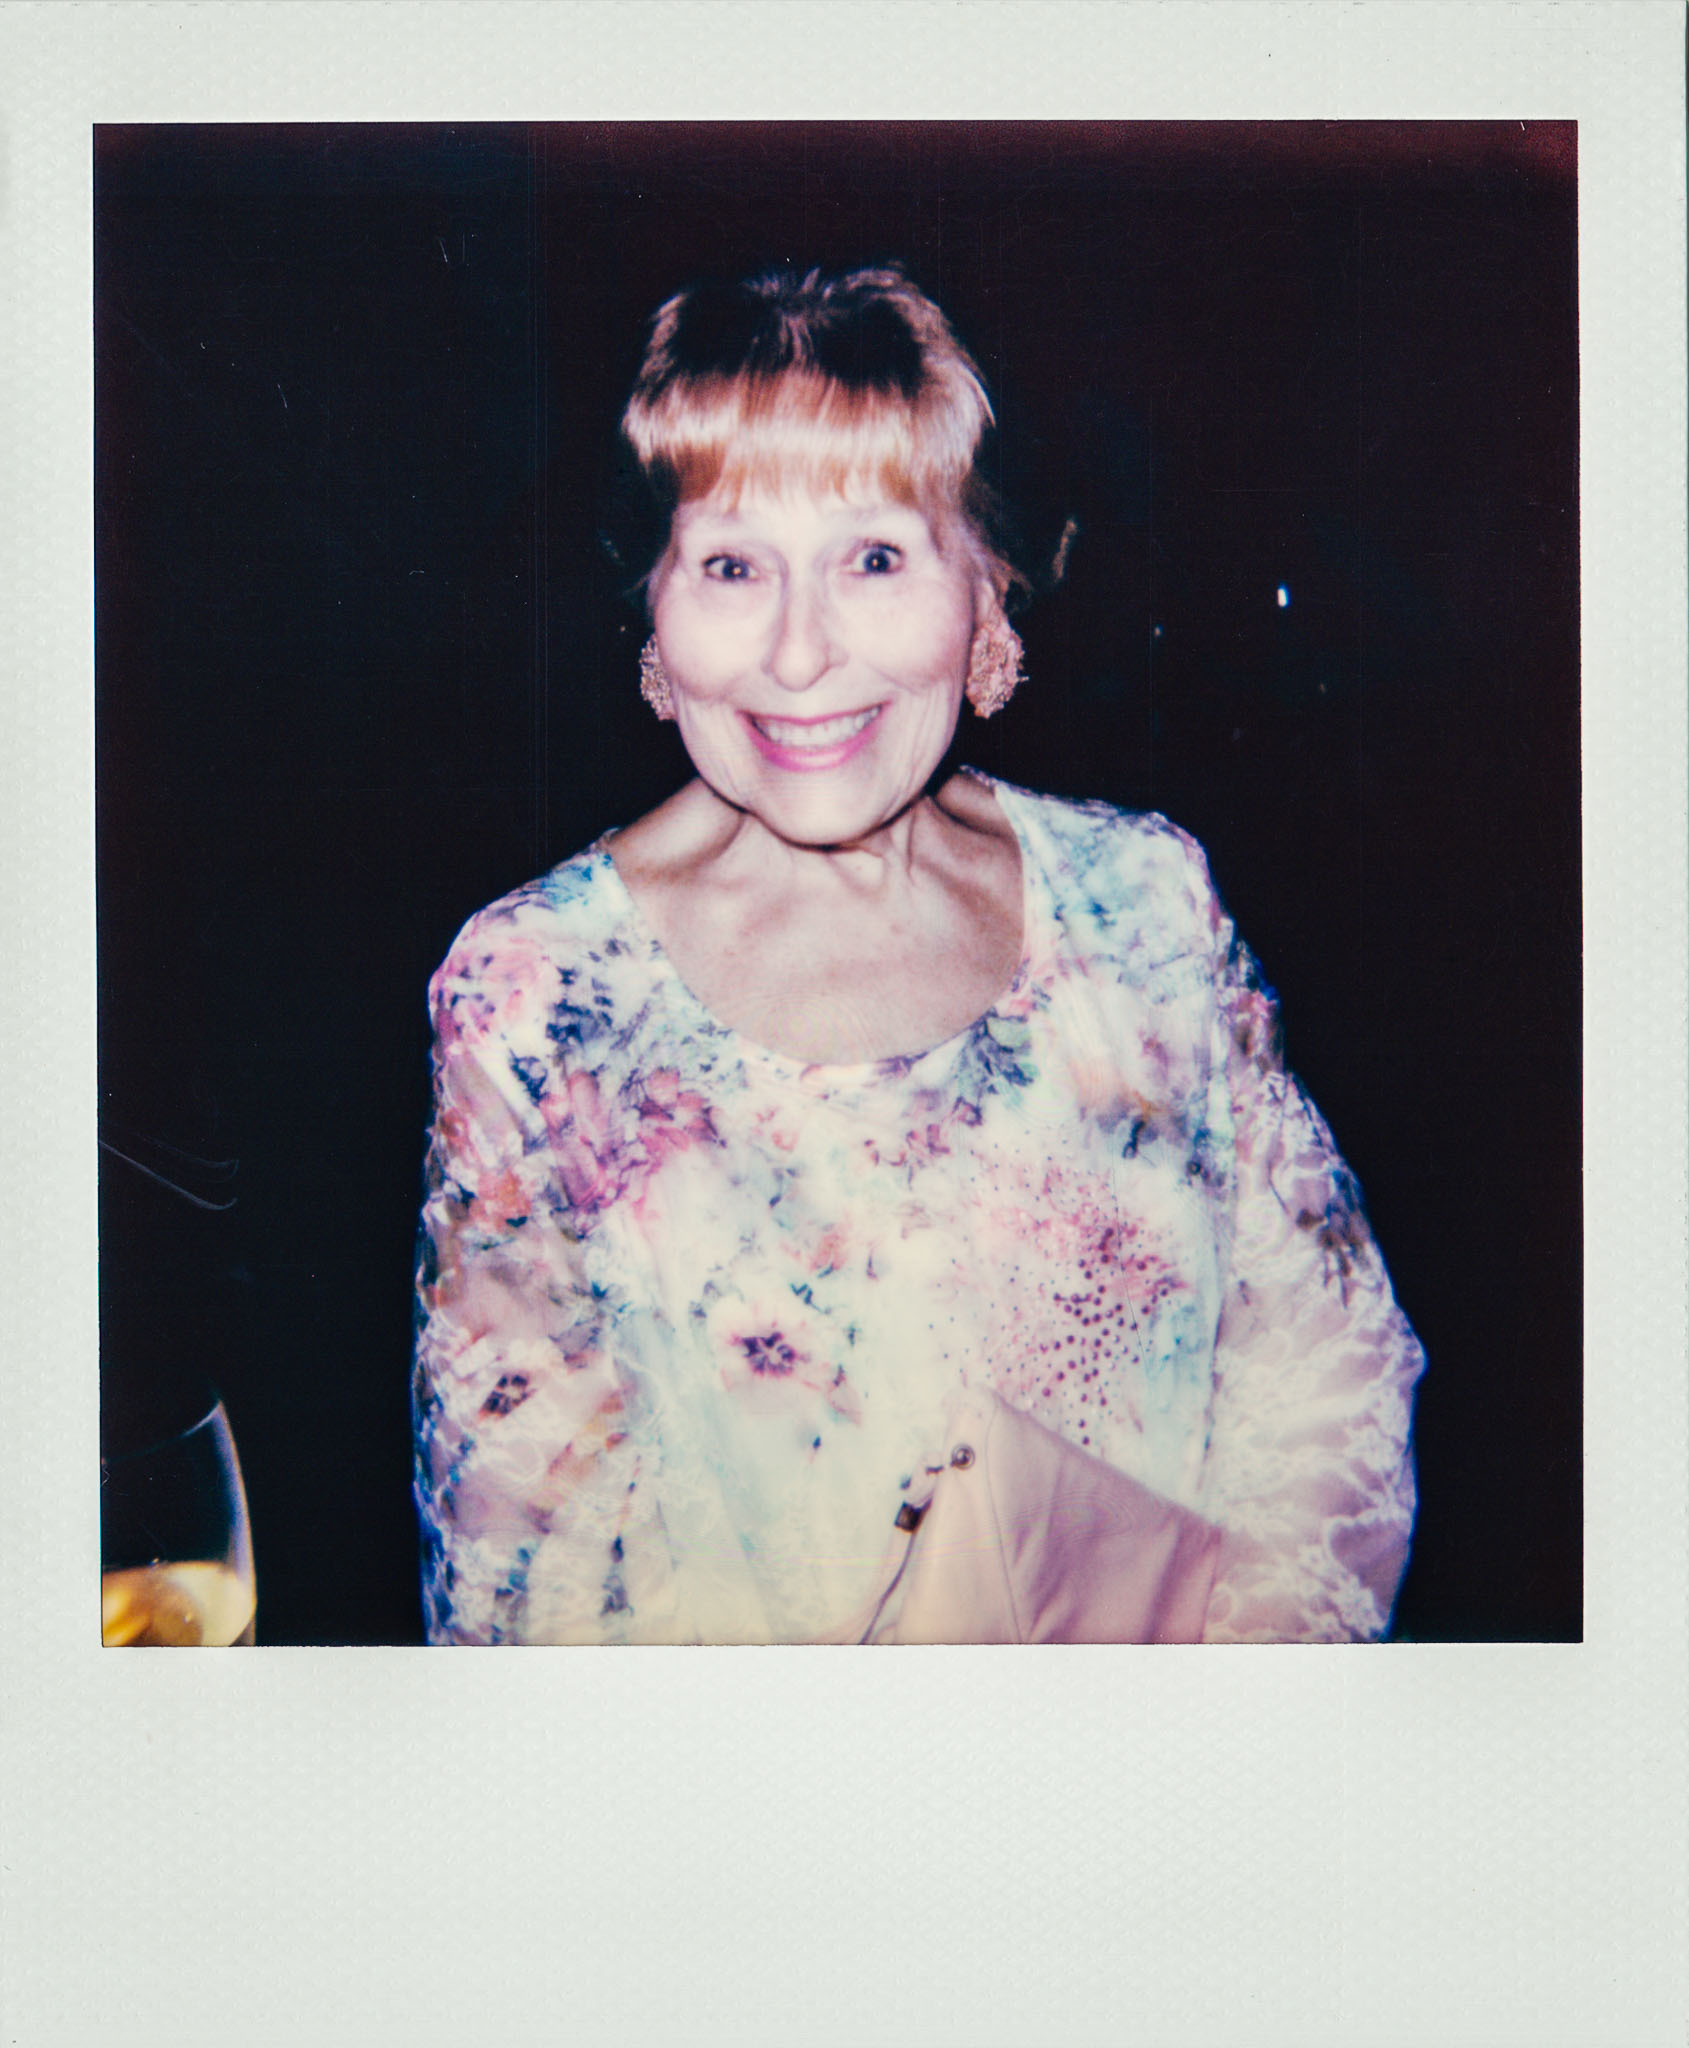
[4,7,1685,2045]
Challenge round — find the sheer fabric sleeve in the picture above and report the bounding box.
[1197,907,1426,1643]
[412,931,668,1645]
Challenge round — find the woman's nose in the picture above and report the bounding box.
[765,579,840,693]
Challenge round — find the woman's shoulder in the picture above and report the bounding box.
[981,775,1222,927]
[427,838,639,1034]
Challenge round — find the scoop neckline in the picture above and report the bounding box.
[590,770,1041,1084]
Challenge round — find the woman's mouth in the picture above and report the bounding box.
[745,706,882,771]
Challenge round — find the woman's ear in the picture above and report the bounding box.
[973,568,1007,632]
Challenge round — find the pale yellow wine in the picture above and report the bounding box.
[101,1561,257,1646]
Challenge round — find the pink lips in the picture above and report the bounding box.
[743,706,883,773]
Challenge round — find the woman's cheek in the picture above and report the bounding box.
[661,609,754,702]
[659,622,732,704]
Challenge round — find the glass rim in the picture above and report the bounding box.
[100,1392,227,1471]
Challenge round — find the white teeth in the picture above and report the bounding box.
[753,708,878,748]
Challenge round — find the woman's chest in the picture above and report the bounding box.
[588,978,1232,1496]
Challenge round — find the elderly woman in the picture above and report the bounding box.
[412,266,1424,1645]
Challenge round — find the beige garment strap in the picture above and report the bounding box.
[807,1386,1222,1645]
[804,1390,996,1646]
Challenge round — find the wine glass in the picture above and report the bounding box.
[100,1389,257,1647]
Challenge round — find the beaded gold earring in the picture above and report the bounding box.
[965,613,1026,718]
[639,636,676,721]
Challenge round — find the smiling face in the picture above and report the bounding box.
[649,487,991,849]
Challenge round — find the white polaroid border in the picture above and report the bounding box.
[1,5,1683,2044]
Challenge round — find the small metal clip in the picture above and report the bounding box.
[895,1502,926,1533]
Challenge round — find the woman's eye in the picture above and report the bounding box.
[703,555,754,583]
[855,544,902,576]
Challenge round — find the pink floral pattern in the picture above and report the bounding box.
[413,776,1424,1644]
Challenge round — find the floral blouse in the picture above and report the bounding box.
[412,775,1424,1644]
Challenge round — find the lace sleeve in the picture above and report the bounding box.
[412,934,667,1645]
[1197,922,1426,1643]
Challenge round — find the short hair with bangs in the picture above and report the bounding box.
[620,266,1025,601]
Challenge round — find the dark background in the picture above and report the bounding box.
[96,122,1580,1644]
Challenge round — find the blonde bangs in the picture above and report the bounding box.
[626,367,989,520]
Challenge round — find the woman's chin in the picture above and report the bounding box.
[743,790,902,850]
[694,733,962,850]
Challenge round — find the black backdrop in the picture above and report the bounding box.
[96,122,1580,1644]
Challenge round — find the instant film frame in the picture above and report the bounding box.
[5,6,1684,2044]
